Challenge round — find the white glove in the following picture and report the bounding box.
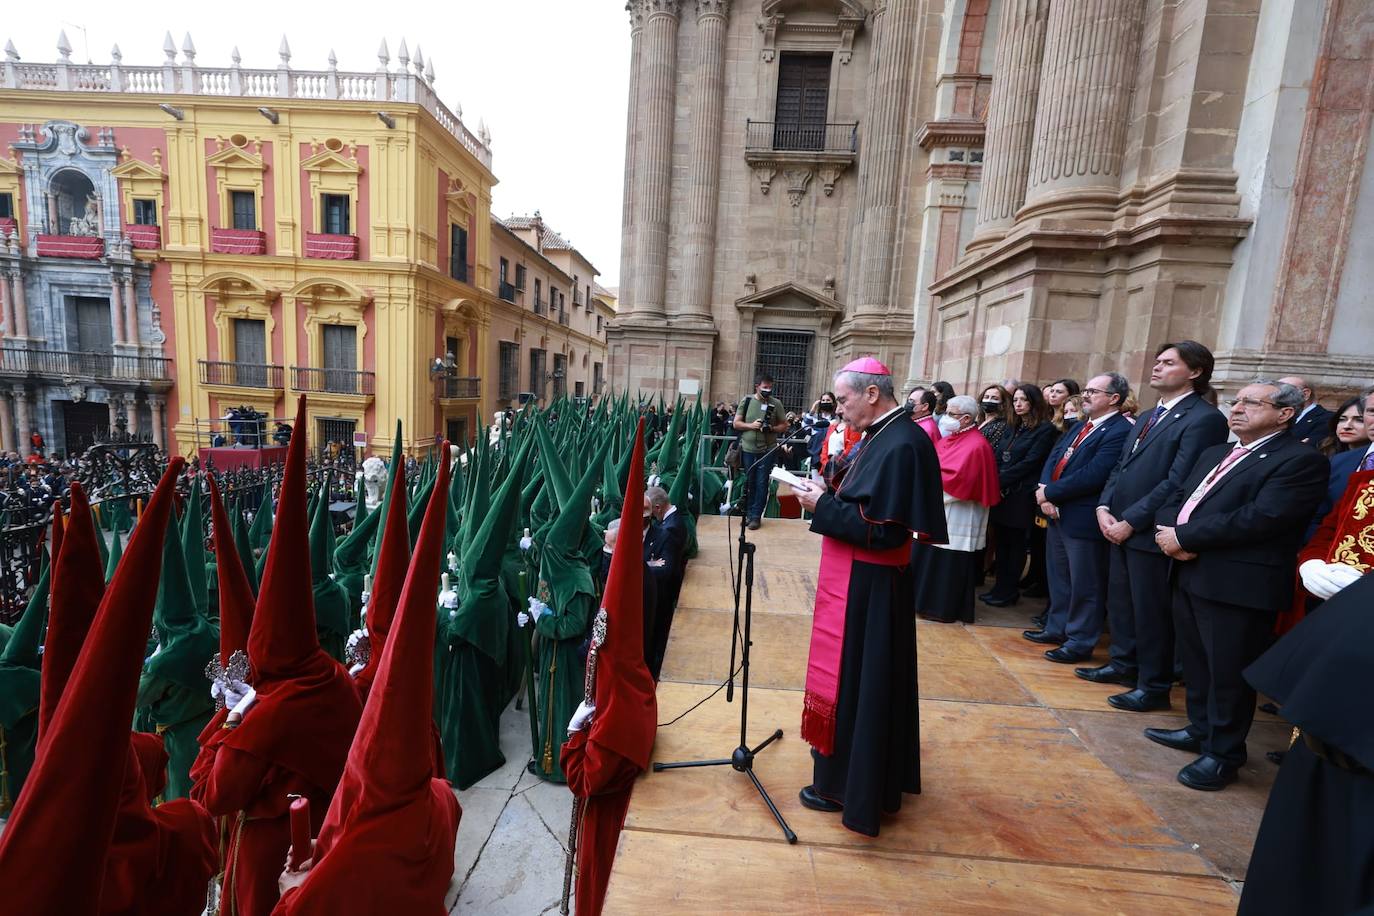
[567,700,596,735]
[517,611,530,627]
[222,680,248,712]
[519,535,533,552]
[1299,559,1364,600]
[527,596,549,621]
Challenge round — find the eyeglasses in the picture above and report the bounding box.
[1225,397,1278,410]
[1081,388,1107,396]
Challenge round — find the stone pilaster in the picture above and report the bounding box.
[126,395,140,438]
[853,0,918,317]
[14,387,32,457]
[677,0,731,324]
[0,391,12,452]
[1021,0,1146,222]
[109,273,126,343]
[123,273,139,346]
[969,0,1051,248]
[150,396,165,450]
[9,271,29,339]
[0,267,12,337]
[107,395,121,433]
[628,0,683,320]
[618,3,647,317]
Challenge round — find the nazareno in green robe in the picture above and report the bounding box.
[0,561,49,810]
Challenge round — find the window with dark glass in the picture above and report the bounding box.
[322,324,358,394]
[499,258,515,302]
[0,193,13,219]
[774,52,832,151]
[230,191,257,230]
[449,224,469,283]
[322,194,350,235]
[132,198,158,226]
[529,348,547,396]
[534,278,543,314]
[233,318,268,387]
[515,264,527,290]
[499,341,519,400]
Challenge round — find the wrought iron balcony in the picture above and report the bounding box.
[0,346,171,382]
[498,280,517,302]
[745,120,858,155]
[437,376,481,400]
[198,359,284,390]
[291,366,375,396]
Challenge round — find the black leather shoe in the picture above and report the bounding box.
[1107,688,1172,712]
[799,785,843,813]
[1022,629,1064,645]
[1258,702,1279,716]
[1178,756,1238,791]
[981,594,1018,607]
[977,591,997,602]
[1144,727,1202,753]
[1030,612,1047,629]
[746,517,761,530]
[1044,646,1093,663]
[1265,750,1286,766]
[1075,664,1137,687]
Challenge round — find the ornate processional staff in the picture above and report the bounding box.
[560,607,607,915]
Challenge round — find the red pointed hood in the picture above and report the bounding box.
[0,460,183,913]
[353,446,409,698]
[224,395,362,793]
[302,443,459,902]
[37,482,104,745]
[587,418,656,770]
[208,476,254,668]
[249,395,320,681]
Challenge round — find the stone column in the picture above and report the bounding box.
[0,391,13,452]
[14,387,32,458]
[109,273,126,343]
[108,395,121,432]
[0,267,12,337]
[969,0,1052,248]
[123,275,140,346]
[45,194,58,234]
[10,271,29,339]
[149,396,165,450]
[1021,0,1146,222]
[854,0,919,316]
[618,3,647,317]
[677,0,731,324]
[126,395,140,439]
[628,0,683,320]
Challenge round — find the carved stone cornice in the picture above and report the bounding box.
[745,149,854,202]
[633,0,683,20]
[696,0,730,18]
[757,0,865,64]
[915,119,985,151]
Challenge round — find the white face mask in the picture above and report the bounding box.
[937,415,962,437]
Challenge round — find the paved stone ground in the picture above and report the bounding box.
[446,697,575,915]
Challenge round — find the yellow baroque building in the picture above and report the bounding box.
[0,36,504,458]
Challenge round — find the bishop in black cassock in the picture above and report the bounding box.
[791,357,947,837]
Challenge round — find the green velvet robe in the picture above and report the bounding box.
[527,586,591,784]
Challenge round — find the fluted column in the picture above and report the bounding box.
[126,395,140,438]
[969,0,1052,247]
[628,0,683,320]
[109,273,126,343]
[14,388,32,458]
[618,4,647,317]
[0,268,12,337]
[677,0,731,323]
[150,396,165,450]
[10,271,29,338]
[1021,0,1146,221]
[0,391,13,453]
[123,274,140,346]
[854,0,918,316]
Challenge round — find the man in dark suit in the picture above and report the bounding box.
[644,485,689,679]
[1150,380,1328,791]
[1024,373,1132,663]
[1279,375,1333,447]
[1085,343,1230,710]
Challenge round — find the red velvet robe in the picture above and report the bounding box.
[101,735,218,916]
[561,729,642,916]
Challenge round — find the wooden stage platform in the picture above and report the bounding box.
[604,516,1287,913]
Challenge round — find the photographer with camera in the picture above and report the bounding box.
[732,375,790,530]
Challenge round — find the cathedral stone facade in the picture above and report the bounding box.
[610,0,1372,410]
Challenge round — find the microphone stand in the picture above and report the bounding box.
[652,421,806,845]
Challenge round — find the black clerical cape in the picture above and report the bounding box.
[802,406,946,836]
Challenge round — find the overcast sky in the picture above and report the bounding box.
[6,0,631,284]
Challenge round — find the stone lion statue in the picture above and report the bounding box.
[362,456,387,511]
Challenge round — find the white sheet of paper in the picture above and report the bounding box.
[769,466,810,490]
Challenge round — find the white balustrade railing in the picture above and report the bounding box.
[1,45,492,169]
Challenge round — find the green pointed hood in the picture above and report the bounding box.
[182,476,209,617]
[309,473,336,584]
[248,489,273,551]
[146,520,219,691]
[535,421,574,508]
[539,437,612,613]
[352,469,370,530]
[369,421,405,575]
[0,559,49,670]
[231,498,258,595]
[103,526,123,583]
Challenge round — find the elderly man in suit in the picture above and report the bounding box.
[1084,343,1231,710]
[1279,375,1333,447]
[1150,380,1327,791]
[644,485,689,680]
[1024,373,1133,663]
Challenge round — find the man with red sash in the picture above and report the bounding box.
[560,418,656,916]
[273,445,460,913]
[1299,388,1374,602]
[790,358,947,837]
[191,397,363,916]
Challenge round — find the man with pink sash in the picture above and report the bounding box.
[790,358,947,837]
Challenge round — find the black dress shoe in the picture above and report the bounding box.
[1022,629,1064,645]
[1107,688,1172,712]
[799,785,843,813]
[1075,664,1137,687]
[1144,727,1202,753]
[1178,756,1238,791]
[1044,646,1093,664]
[1030,612,1047,629]
[981,594,1018,607]
[746,517,761,530]
[1265,750,1286,766]
[1258,702,1279,716]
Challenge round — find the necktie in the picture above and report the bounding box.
[1363,450,1374,471]
[1133,404,1167,450]
[1051,420,1094,481]
[1176,445,1248,524]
